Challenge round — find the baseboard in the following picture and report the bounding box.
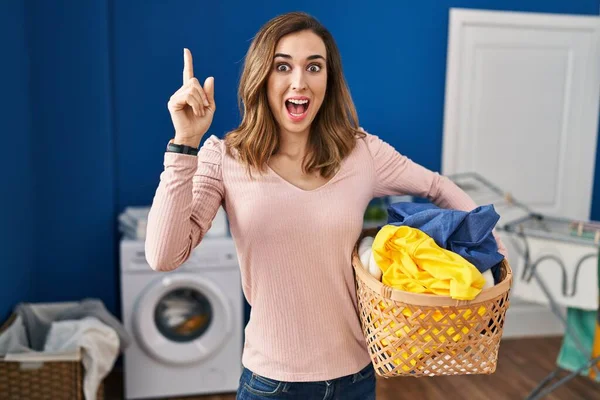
[502,297,565,339]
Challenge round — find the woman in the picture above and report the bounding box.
[145,11,507,400]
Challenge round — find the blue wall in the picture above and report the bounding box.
[26,1,118,314]
[1,0,35,322]
[2,0,599,320]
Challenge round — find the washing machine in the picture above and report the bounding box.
[120,237,243,399]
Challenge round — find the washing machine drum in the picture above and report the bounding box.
[132,274,233,365]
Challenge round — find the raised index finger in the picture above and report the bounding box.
[183,48,194,84]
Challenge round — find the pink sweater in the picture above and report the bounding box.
[145,132,505,382]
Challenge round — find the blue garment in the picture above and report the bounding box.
[386,202,504,279]
[236,363,376,400]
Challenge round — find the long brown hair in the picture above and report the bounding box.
[225,12,364,178]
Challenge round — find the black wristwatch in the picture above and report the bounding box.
[166,141,199,156]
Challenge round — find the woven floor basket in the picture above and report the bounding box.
[0,314,104,400]
[353,228,512,378]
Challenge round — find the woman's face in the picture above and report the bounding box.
[267,30,327,138]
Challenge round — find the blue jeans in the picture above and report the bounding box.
[236,363,376,400]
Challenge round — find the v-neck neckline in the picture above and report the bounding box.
[266,160,345,193]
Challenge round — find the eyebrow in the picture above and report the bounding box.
[274,53,326,61]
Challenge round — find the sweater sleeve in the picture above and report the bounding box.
[364,132,508,257]
[145,135,225,271]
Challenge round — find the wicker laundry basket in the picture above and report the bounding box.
[353,228,513,378]
[0,313,105,400]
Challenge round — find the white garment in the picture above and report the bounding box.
[359,245,383,281]
[43,317,119,400]
[358,236,374,258]
[359,236,383,280]
[368,251,382,280]
[482,269,495,289]
[359,248,371,272]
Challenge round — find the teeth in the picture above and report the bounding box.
[287,99,309,105]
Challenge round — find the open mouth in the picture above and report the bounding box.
[285,98,310,121]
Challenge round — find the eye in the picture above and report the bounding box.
[308,64,322,73]
[276,63,290,72]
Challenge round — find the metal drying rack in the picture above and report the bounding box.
[447,172,600,399]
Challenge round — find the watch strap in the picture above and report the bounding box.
[166,141,199,156]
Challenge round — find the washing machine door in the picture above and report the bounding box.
[132,274,233,365]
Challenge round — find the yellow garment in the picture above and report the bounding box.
[369,225,488,372]
[372,224,485,300]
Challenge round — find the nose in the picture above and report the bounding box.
[291,68,306,91]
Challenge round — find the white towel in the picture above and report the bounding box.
[43,316,119,400]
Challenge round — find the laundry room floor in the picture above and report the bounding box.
[104,336,600,399]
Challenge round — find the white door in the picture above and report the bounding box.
[442,8,600,221]
[442,8,600,338]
